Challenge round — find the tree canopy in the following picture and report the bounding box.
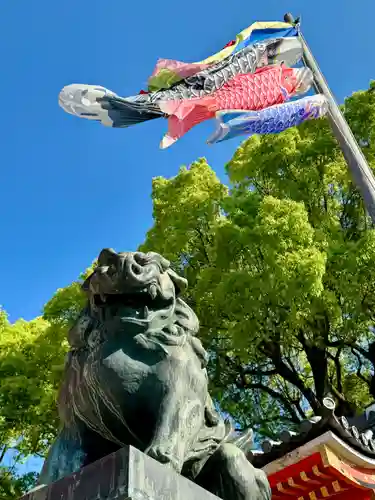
[2,82,375,497]
[140,82,375,436]
[0,310,66,499]
[0,267,92,499]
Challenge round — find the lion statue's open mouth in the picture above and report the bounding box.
[90,282,174,325]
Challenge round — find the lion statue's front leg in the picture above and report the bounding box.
[143,348,210,473]
[195,444,271,500]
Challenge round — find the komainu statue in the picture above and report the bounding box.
[38,249,271,500]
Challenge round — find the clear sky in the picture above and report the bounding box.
[0,0,374,322]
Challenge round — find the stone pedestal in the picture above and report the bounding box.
[21,446,222,500]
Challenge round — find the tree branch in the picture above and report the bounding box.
[325,340,346,348]
[351,348,371,386]
[276,376,308,420]
[329,384,353,406]
[241,366,278,377]
[327,348,343,393]
[237,381,301,424]
[226,352,303,424]
[261,339,321,413]
[0,445,8,465]
[195,227,211,265]
[224,354,278,378]
[292,397,308,420]
[318,159,328,214]
[285,355,300,375]
[297,328,328,403]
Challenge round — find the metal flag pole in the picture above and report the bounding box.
[284,13,375,225]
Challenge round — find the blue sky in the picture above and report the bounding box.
[0,0,374,322]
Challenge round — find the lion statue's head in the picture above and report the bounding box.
[67,249,206,362]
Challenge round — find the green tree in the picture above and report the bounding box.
[0,267,93,498]
[141,82,375,436]
[0,264,94,498]
[0,468,38,500]
[0,310,65,498]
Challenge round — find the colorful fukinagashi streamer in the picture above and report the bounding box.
[207,95,329,144]
[148,21,298,92]
[159,65,313,148]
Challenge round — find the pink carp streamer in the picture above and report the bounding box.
[159,66,313,148]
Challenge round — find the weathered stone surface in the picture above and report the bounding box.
[23,446,221,500]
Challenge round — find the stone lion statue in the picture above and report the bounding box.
[38,249,270,500]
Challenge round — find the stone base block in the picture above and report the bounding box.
[21,446,221,500]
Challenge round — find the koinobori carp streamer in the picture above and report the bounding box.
[58,20,326,148]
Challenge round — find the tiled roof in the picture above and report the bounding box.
[250,397,375,468]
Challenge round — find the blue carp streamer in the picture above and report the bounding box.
[207,95,328,144]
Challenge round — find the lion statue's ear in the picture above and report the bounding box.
[82,276,91,292]
[82,248,118,292]
[98,248,119,267]
[166,268,188,296]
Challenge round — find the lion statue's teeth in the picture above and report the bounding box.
[149,284,157,300]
